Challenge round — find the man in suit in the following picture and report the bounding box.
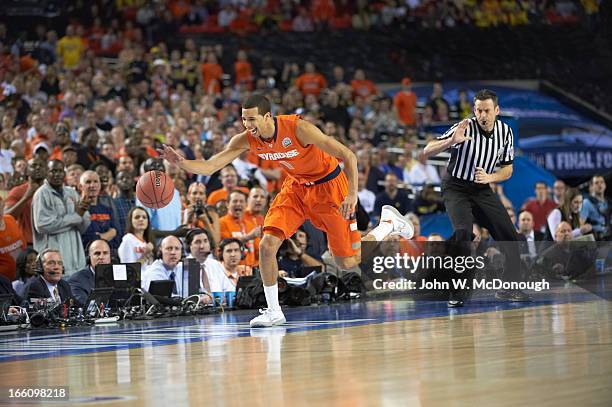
[69,239,112,306]
[0,274,22,307]
[23,249,74,303]
[518,210,547,259]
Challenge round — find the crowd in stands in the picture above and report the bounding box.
[0,1,609,307]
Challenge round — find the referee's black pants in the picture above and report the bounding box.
[442,176,522,282]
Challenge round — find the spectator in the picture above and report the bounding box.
[12,247,38,297]
[580,175,610,240]
[78,170,119,250]
[65,164,85,189]
[77,127,113,171]
[219,238,252,288]
[546,188,592,241]
[358,171,376,215]
[113,170,136,238]
[552,179,566,205]
[200,52,223,95]
[404,150,441,186]
[293,7,315,32]
[517,210,547,259]
[295,62,328,98]
[234,50,253,89]
[56,25,84,70]
[413,184,444,215]
[118,207,155,266]
[69,239,112,306]
[0,194,26,281]
[278,228,323,278]
[185,228,233,299]
[32,160,90,276]
[4,158,47,245]
[522,181,557,233]
[351,69,378,99]
[374,172,412,217]
[428,82,450,120]
[23,249,74,303]
[135,158,182,235]
[142,235,184,294]
[206,165,250,206]
[245,186,267,265]
[393,77,418,126]
[183,182,220,244]
[219,190,261,267]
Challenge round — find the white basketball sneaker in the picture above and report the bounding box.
[249,308,286,328]
[380,205,414,239]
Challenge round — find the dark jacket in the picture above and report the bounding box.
[23,276,74,304]
[68,267,95,306]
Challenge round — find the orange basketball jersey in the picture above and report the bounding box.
[246,115,339,184]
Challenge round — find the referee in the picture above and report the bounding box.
[423,89,530,305]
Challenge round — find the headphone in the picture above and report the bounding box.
[185,228,216,253]
[156,235,185,260]
[35,248,65,275]
[219,238,246,261]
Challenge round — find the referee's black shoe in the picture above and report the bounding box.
[495,289,531,302]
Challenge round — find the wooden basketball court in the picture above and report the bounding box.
[1,278,610,406]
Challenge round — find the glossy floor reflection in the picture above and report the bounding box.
[1,277,611,406]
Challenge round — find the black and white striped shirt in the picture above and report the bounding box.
[437,117,514,182]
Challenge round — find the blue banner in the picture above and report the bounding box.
[525,147,612,177]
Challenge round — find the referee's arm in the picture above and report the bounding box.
[475,164,513,184]
[423,119,471,158]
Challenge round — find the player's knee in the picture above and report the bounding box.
[335,254,360,269]
[259,235,282,259]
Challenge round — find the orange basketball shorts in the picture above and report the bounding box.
[263,171,360,257]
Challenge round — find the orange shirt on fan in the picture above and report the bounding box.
[351,79,378,98]
[219,214,258,267]
[207,187,251,206]
[0,215,26,281]
[234,61,253,88]
[295,73,327,97]
[200,62,222,94]
[394,90,418,126]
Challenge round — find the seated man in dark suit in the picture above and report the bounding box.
[69,239,112,306]
[518,210,548,260]
[23,249,74,303]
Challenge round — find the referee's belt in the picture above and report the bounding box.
[303,165,341,186]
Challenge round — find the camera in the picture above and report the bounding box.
[194,200,205,217]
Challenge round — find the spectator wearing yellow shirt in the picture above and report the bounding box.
[56,26,84,70]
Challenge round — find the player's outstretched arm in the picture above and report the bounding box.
[296,119,358,219]
[159,132,250,176]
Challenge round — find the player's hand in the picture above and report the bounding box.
[474,167,492,184]
[451,119,472,145]
[340,194,357,220]
[158,144,184,167]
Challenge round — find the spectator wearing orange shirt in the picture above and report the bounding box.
[200,52,223,95]
[0,195,26,281]
[295,62,327,97]
[207,165,250,207]
[4,158,46,245]
[312,0,337,29]
[351,69,378,99]
[393,77,418,126]
[234,50,253,89]
[219,191,261,267]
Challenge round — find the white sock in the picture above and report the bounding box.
[264,283,281,311]
[369,221,394,241]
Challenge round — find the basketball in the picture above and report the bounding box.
[136,170,174,209]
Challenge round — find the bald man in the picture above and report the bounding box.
[141,235,185,296]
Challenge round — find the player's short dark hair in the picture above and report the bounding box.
[243,94,271,115]
[473,89,498,106]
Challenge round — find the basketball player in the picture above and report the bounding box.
[160,94,413,327]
